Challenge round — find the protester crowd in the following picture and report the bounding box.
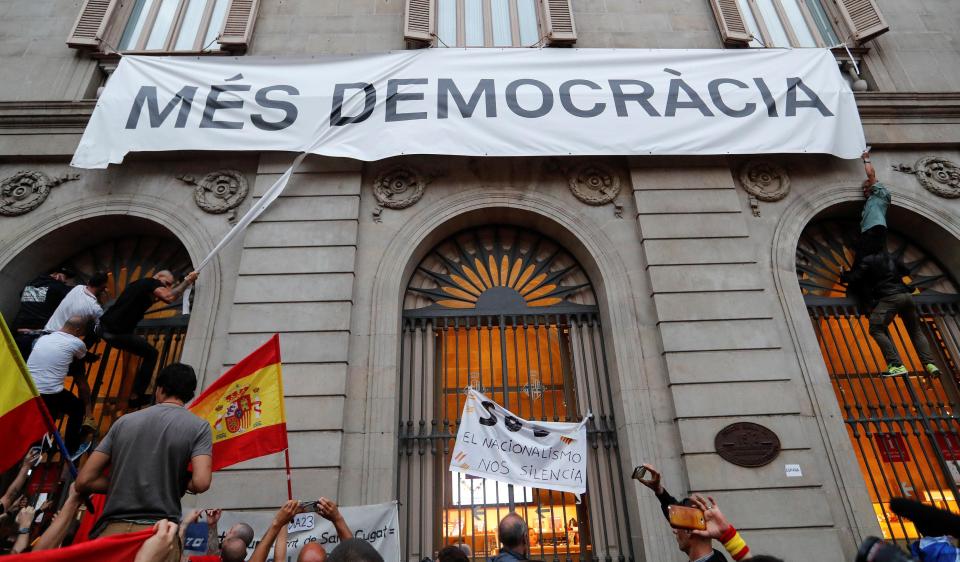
[0,150,952,560]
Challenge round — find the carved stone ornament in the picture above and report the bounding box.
[715,422,781,468]
[177,170,249,218]
[914,156,960,199]
[372,166,430,221]
[567,163,621,206]
[739,160,790,202]
[0,171,79,217]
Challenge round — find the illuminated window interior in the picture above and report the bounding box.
[399,226,632,562]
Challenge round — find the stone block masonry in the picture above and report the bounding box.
[631,164,851,558]
[201,154,359,510]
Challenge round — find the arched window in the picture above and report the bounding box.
[398,225,633,562]
[797,220,960,544]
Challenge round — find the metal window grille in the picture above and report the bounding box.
[798,221,960,544]
[398,226,633,562]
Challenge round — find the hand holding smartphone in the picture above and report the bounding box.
[667,505,706,531]
[631,464,662,493]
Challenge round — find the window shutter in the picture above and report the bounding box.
[218,0,261,51]
[66,0,118,49]
[707,0,752,46]
[833,0,889,44]
[542,0,577,45]
[404,0,434,46]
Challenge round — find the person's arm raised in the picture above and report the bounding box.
[862,150,876,187]
[33,484,84,551]
[154,271,198,304]
[75,451,111,495]
[249,500,301,562]
[318,497,353,540]
[1,451,38,513]
[11,506,36,553]
[204,509,222,555]
[689,495,751,560]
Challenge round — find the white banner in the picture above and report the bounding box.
[451,389,589,495]
[72,48,865,169]
[216,502,400,562]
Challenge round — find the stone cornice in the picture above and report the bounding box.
[0,100,96,131]
[0,93,959,135]
[855,92,960,121]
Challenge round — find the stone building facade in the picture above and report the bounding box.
[2,0,960,560]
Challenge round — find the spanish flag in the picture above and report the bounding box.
[0,314,49,471]
[189,334,288,471]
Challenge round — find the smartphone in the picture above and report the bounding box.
[631,466,648,482]
[299,500,319,512]
[667,505,706,531]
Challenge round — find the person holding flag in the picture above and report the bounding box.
[76,362,212,560]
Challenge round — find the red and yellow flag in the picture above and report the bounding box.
[0,315,49,471]
[189,334,288,471]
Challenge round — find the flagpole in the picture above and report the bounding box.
[276,334,293,501]
[284,448,293,501]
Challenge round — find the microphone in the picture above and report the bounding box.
[889,497,960,537]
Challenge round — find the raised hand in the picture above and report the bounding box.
[15,505,36,528]
[204,508,222,525]
[317,497,344,522]
[689,495,732,540]
[274,499,302,526]
[633,464,664,494]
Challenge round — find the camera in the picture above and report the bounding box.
[855,537,915,562]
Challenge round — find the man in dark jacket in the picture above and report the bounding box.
[842,251,940,377]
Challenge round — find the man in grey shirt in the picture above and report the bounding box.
[76,362,212,561]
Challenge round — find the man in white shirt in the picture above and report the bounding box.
[44,272,109,333]
[27,316,91,456]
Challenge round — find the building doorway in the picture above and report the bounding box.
[797,220,960,543]
[397,225,633,562]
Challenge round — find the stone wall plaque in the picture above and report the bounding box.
[714,422,781,467]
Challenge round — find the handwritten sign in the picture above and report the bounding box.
[450,389,589,495]
[216,502,400,562]
[288,513,315,533]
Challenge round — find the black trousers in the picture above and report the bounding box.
[14,332,41,362]
[41,390,83,451]
[102,332,158,400]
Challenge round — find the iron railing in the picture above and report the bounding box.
[807,296,960,544]
[397,312,633,562]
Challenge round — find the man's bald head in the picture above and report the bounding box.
[298,542,328,562]
[221,537,248,562]
[226,522,255,545]
[498,513,528,552]
[61,316,87,337]
[154,270,175,286]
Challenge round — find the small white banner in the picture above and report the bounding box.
[216,501,400,562]
[450,389,589,495]
[71,48,865,169]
